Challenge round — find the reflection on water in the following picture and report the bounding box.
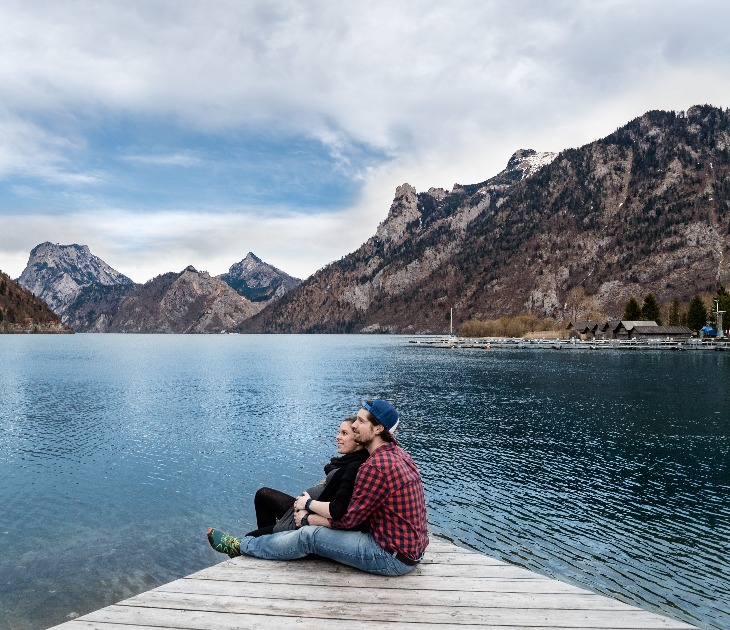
[0,335,728,629]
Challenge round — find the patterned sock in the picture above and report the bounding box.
[207,528,242,558]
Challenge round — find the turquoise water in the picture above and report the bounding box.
[0,335,728,629]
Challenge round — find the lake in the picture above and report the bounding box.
[0,334,728,629]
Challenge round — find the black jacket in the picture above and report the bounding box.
[318,449,369,520]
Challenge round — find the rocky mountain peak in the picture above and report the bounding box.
[17,242,134,317]
[218,252,301,303]
[375,183,420,247]
[426,187,449,200]
[505,149,558,180]
[241,105,730,334]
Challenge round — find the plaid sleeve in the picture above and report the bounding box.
[330,461,388,530]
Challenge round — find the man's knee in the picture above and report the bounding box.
[297,524,319,553]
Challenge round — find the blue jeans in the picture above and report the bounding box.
[238,526,416,576]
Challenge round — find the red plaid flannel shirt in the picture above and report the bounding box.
[330,441,428,560]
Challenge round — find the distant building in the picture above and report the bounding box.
[613,320,659,339]
[568,320,693,341]
[566,321,601,340]
[631,325,693,340]
[597,320,622,339]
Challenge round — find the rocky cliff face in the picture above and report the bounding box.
[241,106,730,333]
[0,270,73,333]
[218,252,301,302]
[17,242,134,320]
[239,149,557,333]
[67,266,263,333]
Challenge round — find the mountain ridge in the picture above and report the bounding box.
[65,266,263,333]
[13,105,730,335]
[1,269,72,333]
[239,105,730,333]
[17,245,300,332]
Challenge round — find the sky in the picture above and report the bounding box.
[2,0,730,283]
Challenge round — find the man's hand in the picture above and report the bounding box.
[294,491,310,512]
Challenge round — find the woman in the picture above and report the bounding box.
[245,417,368,536]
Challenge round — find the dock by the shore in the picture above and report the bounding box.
[50,538,695,629]
[409,336,730,351]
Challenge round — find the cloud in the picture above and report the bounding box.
[1,0,730,280]
[121,152,203,167]
[0,112,102,185]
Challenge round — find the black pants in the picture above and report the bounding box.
[245,487,295,537]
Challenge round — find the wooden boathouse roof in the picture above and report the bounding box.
[50,538,695,629]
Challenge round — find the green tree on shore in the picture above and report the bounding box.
[623,296,642,320]
[667,298,683,325]
[686,295,708,332]
[641,292,662,324]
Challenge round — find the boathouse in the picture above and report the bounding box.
[610,320,658,339]
[566,320,601,340]
[630,325,693,340]
[597,319,621,339]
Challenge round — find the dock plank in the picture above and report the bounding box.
[50,539,696,629]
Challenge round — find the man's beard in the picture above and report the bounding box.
[354,433,373,447]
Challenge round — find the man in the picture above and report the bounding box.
[207,399,429,576]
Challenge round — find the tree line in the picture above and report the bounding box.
[623,287,730,332]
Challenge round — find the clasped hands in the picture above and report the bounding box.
[294,491,311,527]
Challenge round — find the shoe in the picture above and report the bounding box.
[207,528,241,558]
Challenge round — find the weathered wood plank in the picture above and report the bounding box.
[49,540,696,630]
[51,609,689,630]
[191,556,550,579]
[157,577,641,611]
[190,570,595,593]
[115,590,695,628]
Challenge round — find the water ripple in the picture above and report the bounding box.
[0,337,728,629]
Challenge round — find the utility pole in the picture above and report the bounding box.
[715,299,725,339]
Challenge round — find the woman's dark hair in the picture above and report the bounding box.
[361,408,395,442]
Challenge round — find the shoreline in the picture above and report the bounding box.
[408,335,730,351]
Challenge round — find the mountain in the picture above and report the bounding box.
[240,105,730,333]
[66,266,263,333]
[0,270,72,333]
[17,244,296,333]
[17,242,134,320]
[218,252,301,302]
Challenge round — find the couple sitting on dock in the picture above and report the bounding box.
[207,399,429,576]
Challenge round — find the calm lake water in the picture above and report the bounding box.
[0,334,728,629]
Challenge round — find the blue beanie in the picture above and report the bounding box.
[363,399,400,432]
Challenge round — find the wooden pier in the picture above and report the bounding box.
[50,538,695,629]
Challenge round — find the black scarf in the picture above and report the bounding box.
[323,448,368,476]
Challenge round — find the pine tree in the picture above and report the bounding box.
[686,295,708,332]
[668,298,683,325]
[623,296,642,320]
[641,292,662,324]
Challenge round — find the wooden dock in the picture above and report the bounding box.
[50,538,695,629]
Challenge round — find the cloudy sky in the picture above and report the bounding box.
[1,0,729,282]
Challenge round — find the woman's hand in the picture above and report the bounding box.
[294,509,308,527]
[294,492,310,512]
